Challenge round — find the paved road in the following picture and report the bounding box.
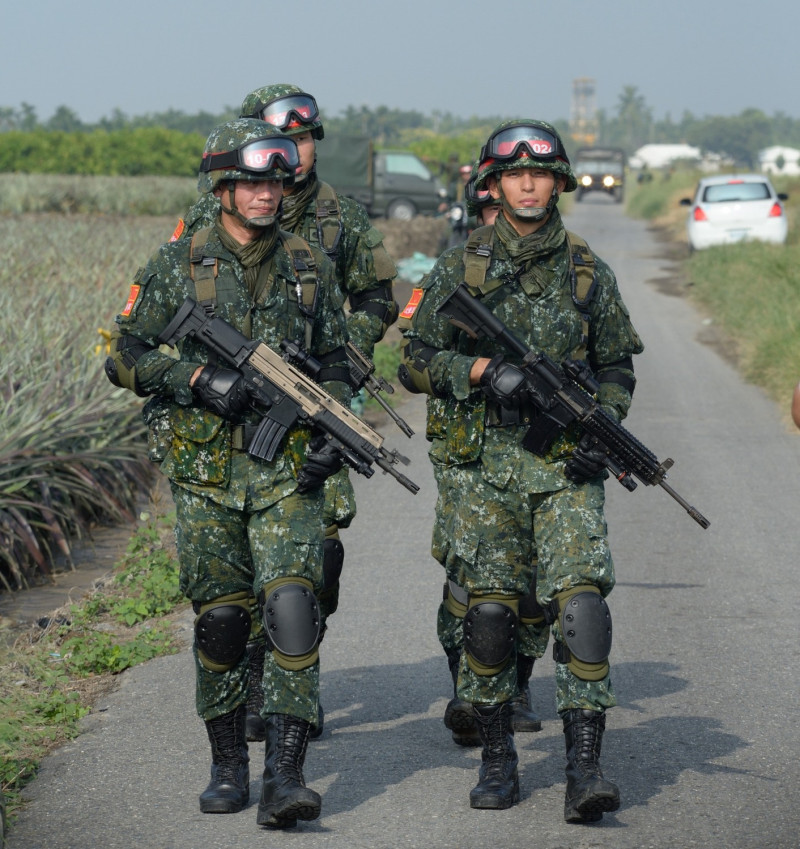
[9,198,800,848]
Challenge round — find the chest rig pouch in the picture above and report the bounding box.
[315,181,343,263]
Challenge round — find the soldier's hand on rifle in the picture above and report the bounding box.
[479,354,530,409]
[564,433,610,483]
[191,365,249,419]
[297,434,344,493]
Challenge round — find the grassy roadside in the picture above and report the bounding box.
[0,492,187,829]
[626,170,800,422]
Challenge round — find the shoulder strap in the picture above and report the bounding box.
[188,227,218,315]
[279,229,320,350]
[462,224,496,294]
[566,231,597,358]
[315,181,343,260]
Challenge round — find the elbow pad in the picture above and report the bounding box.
[349,284,399,335]
[398,339,444,397]
[105,332,154,397]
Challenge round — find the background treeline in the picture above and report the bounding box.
[2,86,800,174]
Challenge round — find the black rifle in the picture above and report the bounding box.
[437,283,709,528]
[346,342,414,438]
[159,298,419,494]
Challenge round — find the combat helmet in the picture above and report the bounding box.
[464,160,500,219]
[474,119,577,193]
[198,119,299,228]
[239,84,325,140]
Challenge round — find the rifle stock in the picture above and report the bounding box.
[159,298,419,494]
[437,284,709,528]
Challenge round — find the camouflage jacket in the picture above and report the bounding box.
[401,226,644,493]
[113,227,350,505]
[178,179,398,357]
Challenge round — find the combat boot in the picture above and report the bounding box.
[469,703,520,810]
[561,708,620,823]
[257,713,321,829]
[509,654,542,732]
[245,639,266,742]
[199,705,250,814]
[442,647,480,747]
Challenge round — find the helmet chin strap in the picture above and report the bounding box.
[499,182,560,223]
[220,181,281,229]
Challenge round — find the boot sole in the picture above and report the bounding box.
[257,794,321,828]
[565,790,620,823]
[469,778,520,810]
[199,793,249,814]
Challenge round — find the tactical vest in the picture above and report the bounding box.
[188,226,320,350]
[462,224,597,358]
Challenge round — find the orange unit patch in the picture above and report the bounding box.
[121,284,141,317]
[169,219,186,242]
[400,288,424,320]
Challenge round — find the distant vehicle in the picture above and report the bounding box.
[314,135,446,220]
[573,147,625,203]
[680,174,788,251]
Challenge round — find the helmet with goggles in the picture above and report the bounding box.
[464,160,501,218]
[474,119,577,193]
[239,84,324,140]
[198,119,300,194]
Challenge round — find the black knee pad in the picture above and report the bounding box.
[260,578,321,671]
[463,595,519,676]
[322,537,344,591]
[194,592,252,672]
[550,586,612,681]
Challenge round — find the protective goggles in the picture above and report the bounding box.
[479,124,566,164]
[250,94,320,130]
[465,177,494,207]
[200,137,300,176]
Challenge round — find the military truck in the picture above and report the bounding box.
[314,134,446,220]
[573,147,626,203]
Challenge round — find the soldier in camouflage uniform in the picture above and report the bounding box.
[107,119,351,829]
[422,161,547,749]
[399,120,643,821]
[174,84,399,743]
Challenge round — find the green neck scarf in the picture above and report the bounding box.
[493,207,567,297]
[280,172,318,234]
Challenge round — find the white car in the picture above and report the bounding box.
[680,174,789,251]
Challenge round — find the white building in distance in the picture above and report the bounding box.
[759,146,800,176]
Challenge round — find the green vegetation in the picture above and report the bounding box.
[626,172,800,414]
[0,212,178,590]
[0,509,185,823]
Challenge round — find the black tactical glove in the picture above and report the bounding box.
[191,365,249,419]
[297,435,344,493]
[564,433,609,483]
[480,354,530,409]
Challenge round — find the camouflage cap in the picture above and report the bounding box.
[475,119,577,193]
[198,118,298,193]
[239,83,324,140]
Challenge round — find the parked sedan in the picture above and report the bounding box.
[680,174,788,251]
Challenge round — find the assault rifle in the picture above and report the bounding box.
[273,339,414,438]
[437,283,709,528]
[159,298,419,494]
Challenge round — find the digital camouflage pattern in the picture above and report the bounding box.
[174,478,324,723]
[402,216,642,711]
[112,226,349,723]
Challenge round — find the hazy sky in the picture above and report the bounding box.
[3,0,798,125]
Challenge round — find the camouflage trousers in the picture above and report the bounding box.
[431,461,617,713]
[171,482,325,725]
